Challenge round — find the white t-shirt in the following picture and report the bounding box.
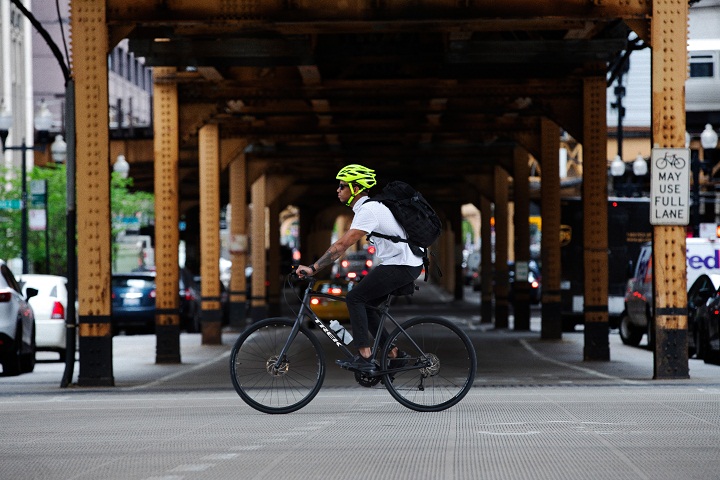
[350,196,423,267]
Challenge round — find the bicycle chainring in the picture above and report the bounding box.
[355,371,381,387]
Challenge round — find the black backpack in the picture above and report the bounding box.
[367,181,442,281]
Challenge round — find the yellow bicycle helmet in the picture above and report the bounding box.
[336,164,376,205]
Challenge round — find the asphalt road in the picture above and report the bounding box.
[1,286,719,480]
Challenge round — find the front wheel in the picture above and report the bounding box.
[230,317,325,414]
[381,316,476,412]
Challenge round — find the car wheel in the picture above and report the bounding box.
[619,314,644,346]
[689,325,699,358]
[703,323,720,364]
[20,323,36,373]
[646,315,655,350]
[1,322,22,376]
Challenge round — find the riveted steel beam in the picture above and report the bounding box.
[71,0,114,387]
[582,75,609,361]
[106,0,650,21]
[199,124,222,344]
[153,67,181,363]
[540,118,562,340]
[494,165,510,329]
[650,0,689,380]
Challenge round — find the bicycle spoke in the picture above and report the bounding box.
[230,318,325,414]
[382,317,476,412]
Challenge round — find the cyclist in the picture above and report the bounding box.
[296,164,423,373]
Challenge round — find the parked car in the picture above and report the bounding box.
[18,274,69,360]
[0,260,37,376]
[621,239,720,347]
[472,260,542,305]
[111,272,157,334]
[686,273,720,359]
[309,280,353,324]
[334,251,373,282]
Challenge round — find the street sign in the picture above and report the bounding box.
[650,147,690,226]
[0,199,22,210]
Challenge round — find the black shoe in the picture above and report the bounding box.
[388,350,410,369]
[336,355,377,373]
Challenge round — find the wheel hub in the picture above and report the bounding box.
[266,355,289,376]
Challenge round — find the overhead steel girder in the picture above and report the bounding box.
[106,0,650,21]
[173,78,582,102]
[129,37,627,68]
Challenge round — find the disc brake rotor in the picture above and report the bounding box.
[266,355,289,376]
[419,353,440,377]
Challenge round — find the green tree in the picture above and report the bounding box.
[0,164,154,275]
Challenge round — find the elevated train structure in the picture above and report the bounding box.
[63,0,693,386]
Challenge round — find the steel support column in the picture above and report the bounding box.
[267,202,282,317]
[494,165,510,329]
[71,0,113,386]
[513,147,531,330]
[198,124,222,344]
[250,175,268,321]
[229,152,248,328]
[153,67,181,363]
[540,118,563,339]
[480,195,493,324]
[650,0,689,379]
[582,76,610,361]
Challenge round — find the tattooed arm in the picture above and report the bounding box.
[297,228,367,276]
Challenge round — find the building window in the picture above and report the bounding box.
[690,55,715,78]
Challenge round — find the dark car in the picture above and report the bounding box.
[688,273,720,364]
[334,251,373,282]
[472,260,541,305]
[179,268,202,332]
[111,272,157,334]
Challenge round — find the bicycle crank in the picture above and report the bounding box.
[355,371,381,387]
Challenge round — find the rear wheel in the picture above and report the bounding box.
[381,316,476,412]
[20,323,36,373]
[230,317,325,414]
[1,322,23,376]
[619,314,644,346]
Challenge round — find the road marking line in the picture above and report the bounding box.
[519,339,643,385]
[124,351,231,391]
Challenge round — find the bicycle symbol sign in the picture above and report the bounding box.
[650,147,690,226]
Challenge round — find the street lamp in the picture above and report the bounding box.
[113,154,130,178]
[610,155,625,177]
[701,123,718,150]
[0,100,64,274]
[632,153,648,176]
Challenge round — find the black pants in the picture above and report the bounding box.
[346,263,423,349]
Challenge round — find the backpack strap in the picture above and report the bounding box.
[368,232,438,282]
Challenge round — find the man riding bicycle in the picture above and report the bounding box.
[296,164,423,373]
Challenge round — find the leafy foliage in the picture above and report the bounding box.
[0,163,154,275]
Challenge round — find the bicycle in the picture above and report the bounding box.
[229,274,477,414]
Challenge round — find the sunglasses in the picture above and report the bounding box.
[338,182,350,191]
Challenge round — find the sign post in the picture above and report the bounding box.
[650,148,690,226]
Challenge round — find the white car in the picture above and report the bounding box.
[18,274,69,360]
[0,260,37,376]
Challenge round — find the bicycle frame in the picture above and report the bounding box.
[273,276,428,374]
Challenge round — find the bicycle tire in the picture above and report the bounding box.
[381,316,476,412]
[230,317,325,414]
